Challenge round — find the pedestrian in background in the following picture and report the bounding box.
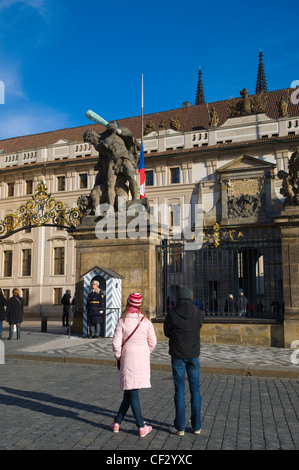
[111,292,157,438]
[224,293,238,315]
[6,288,24,340]
[61,289,71,326]
[238,291,248,316]
[86,280,105,338]
[164,286,204,437]
[0,288,8,340]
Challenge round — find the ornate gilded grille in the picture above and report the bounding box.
[0,181,83,239]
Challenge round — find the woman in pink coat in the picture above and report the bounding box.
[111,292,157,437]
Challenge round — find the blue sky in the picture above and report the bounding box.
[0,0,298,140]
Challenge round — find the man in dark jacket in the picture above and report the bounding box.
[6,288,24,340]
[164,286,204,437]
[61,290,71,326]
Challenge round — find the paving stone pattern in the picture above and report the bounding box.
[0,360,298,451]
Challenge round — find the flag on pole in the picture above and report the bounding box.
[139,74,145,199]
[139,139,145,199]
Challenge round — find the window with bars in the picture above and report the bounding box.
[79,173,88,189]
[26,180,33,194]
[53,287,63,305]
[7,182,14,197]
[22,249,32,276]
[170,167,180,184]
[54,247,65,275]
[22,288,29,306]
[57,176,66,191]
[3,250,12,277]
[170,204,181,228]
[145,170,154,186]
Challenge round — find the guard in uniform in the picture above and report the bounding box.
[87,280,105,338]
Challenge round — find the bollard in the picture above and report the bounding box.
[0,340,4,364]
[41,316,47,332]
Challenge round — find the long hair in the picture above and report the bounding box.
[123,305,147,322]
[13,288,19,296]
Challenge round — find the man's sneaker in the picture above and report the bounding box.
[169,425,184,437]
[193,428,201,435]
[110,421,120,433]
[139,425,152,437]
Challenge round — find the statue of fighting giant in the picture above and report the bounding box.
[278,147,299,205]
[78,110,142,215]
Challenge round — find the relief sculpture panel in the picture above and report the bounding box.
[227,177,266,219]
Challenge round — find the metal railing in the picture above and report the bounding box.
[156,228,284,322]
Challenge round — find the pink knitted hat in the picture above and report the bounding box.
[127,292,143,308]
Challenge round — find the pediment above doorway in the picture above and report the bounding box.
[217,155,276,175]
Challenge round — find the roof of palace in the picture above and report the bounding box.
[0,88,298,155]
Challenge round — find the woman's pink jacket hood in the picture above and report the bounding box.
[112,307,157,391]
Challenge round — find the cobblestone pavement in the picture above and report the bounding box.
[0,322,298,453]
[0,360,298,452]
[3,322,299,378]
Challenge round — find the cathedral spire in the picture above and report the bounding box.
[195,67,205,105]
[255,50,268,94]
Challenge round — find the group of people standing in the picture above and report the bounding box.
[111,287,203,438]
[0,288,24,340]
[224,292,248,316]
[1,278,203,438]
[195,291,249,316]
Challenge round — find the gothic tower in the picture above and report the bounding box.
[195,67,205,105]
[256,50,268,94]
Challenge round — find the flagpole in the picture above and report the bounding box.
[139,74,145,200]
[141,73,144,141]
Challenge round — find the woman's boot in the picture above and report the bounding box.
[17,326,20,340]
[7,326,13,340]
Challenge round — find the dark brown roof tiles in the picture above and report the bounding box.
[0,89,298,154]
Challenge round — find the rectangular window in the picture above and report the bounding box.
[145,170,154,186]
[54,288,62,305]
[7,182,14,197]
[54,247,65,275]
[79,173,88,189]
[22,288,29,306]
[22,249,32,276]
[57,176,65,191]
[170,204,181,227]
[170,167,180,184]
[26,180,33,194]
[3,250,12,277]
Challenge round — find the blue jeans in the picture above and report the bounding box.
[171,356,202,432]
[115,389,144,428]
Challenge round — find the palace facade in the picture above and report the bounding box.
[0,55,298,337]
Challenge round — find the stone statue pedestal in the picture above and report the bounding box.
[274,206,299,347]
[70,212,166,335]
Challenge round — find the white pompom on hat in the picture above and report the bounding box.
[127,292,143,308]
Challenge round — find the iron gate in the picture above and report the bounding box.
[156,226,284,320]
